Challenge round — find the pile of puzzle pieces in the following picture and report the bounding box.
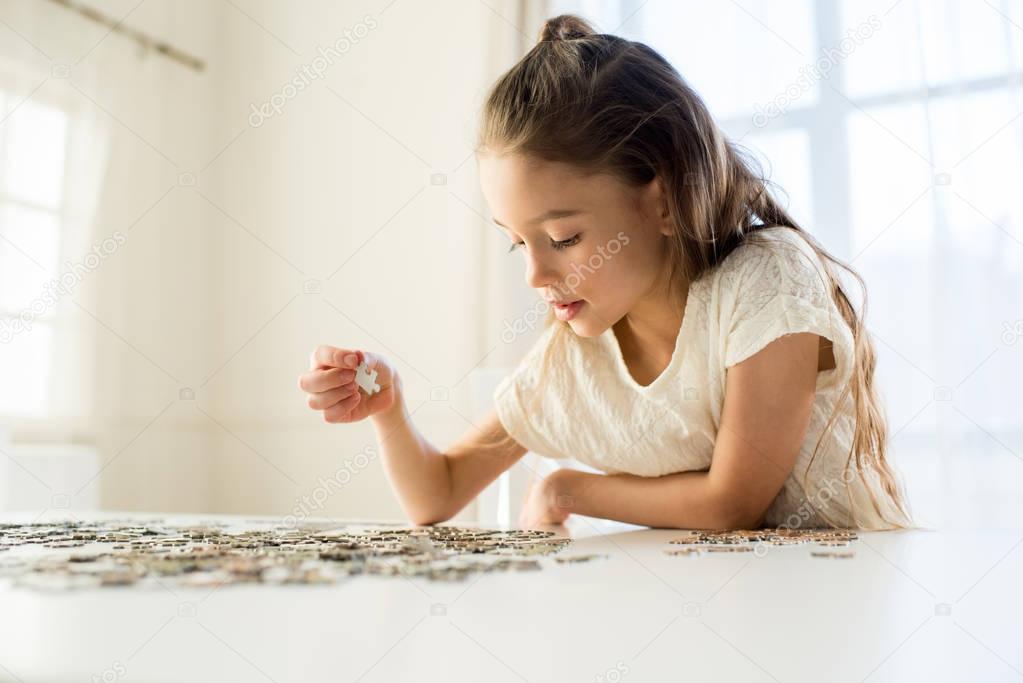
[0,520,573,590]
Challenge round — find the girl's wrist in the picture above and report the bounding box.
[370,373,406,426]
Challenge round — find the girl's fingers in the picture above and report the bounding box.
[298,367,355,393]
[311,345,362,371]
[322,390,361,423]
[307,383,358,410]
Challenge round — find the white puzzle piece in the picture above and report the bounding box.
[355,360,380,395]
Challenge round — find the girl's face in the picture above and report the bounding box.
[478,152,675,337]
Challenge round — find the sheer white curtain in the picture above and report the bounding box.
[0,35,111,510]
[0,0,215,514]
[0,58,109,426]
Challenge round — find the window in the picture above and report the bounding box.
[0,91,70,417]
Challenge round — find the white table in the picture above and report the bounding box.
[0,511,1019,683]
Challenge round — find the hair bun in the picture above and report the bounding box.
[538,14,597,42]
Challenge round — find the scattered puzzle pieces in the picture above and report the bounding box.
[664,527,859,559]
[0,521,573,590]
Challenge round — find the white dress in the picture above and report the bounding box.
[493,226,912,530]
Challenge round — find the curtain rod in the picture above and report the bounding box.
[45,0,205,72]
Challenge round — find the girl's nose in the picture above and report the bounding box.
[525,253,560,290]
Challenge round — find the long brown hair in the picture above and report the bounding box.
[476,14,912,529]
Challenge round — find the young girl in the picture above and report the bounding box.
[299,15,913,532]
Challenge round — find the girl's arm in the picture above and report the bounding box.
[537,332,821,529]
[300,345,527,526]
[371,374,528,525]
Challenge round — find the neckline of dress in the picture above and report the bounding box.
[602,281,698,394]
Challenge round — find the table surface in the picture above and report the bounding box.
[0,511,1020,683]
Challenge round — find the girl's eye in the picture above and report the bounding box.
[552,234,581,250]
[507,234,580,253]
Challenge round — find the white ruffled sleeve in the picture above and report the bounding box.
[719,230,850,389]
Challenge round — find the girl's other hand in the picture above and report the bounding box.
[518,470,573,529]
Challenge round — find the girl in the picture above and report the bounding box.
[299,15,913,532]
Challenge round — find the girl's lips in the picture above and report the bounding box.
[552,299,584,321]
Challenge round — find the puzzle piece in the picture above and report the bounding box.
[355,360,380,395]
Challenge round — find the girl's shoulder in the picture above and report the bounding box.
[707,225,851,374]
[710,226,832,309]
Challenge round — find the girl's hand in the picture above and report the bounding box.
[298,346,399,423]
[518,470,574,529]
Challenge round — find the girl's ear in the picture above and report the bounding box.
[648,175,673,236]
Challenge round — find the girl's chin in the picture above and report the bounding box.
[563,318,603,338]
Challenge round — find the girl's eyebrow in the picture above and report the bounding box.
[492,209,584,229]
